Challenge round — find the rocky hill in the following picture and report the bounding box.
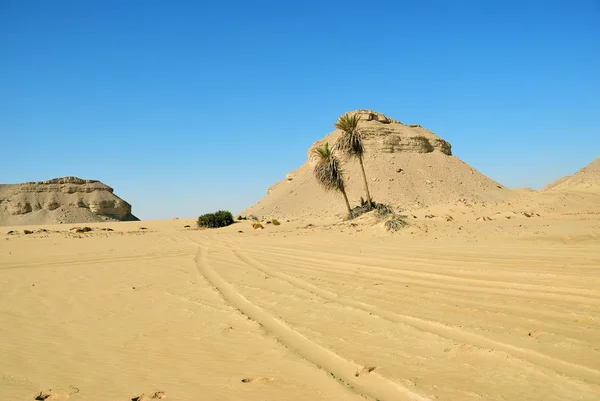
[0,177,138,226]
[542,157,600,193]
[243,110,513,220]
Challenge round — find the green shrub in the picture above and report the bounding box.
[252,222,264,230]
[197,210,234,228]
[271,219,281,226]
[75,227,93,233]
[23,230,33,235]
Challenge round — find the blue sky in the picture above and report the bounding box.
[1,1,599,219]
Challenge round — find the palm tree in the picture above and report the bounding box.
[313,142,352,218]
[334,113,373,210]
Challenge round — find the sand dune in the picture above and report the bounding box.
[2,215,599,400]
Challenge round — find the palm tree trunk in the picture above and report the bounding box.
[340,187,352,219]
[358,156,372,209]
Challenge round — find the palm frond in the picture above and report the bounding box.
[312,142,332,161]
[334,113,361,133]
[313,143,345,192]
[334,113,364,159]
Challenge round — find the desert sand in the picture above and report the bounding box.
[2,111,599,400]
[1,209,599,401]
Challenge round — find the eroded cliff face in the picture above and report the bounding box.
[307,109,451,163]
[0,177,138,225]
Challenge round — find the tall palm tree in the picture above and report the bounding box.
[334,113,372,210]
[313,142,352,218]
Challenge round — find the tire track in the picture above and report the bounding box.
[249,242,600,276]
[230,248,600,386]
[239,246,600,305]
[194,245,430,401]
[207,239,599,327]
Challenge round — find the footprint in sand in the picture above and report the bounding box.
[34,386,78,400]
[131,391,166,400]
[241,376,275,383]
[355,366,377,377]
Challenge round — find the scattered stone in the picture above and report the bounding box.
[139,227,148,230]
[183,225,191,228]
[424,214,435,219]
[24,230,34,235]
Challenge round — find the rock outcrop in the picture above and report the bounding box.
[307,109,451,163]
[0,177,138,226]
[243,109,511,220]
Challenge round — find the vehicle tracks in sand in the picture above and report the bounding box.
[227,245,600,387]
[241,245,600,303]
[193,245,430,401]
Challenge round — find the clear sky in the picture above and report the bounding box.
[1,1,599,220]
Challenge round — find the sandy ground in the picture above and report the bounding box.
[1,216,599,401]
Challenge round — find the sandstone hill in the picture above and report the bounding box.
[542,157,600,193]
[243,110,513,220]
[0,177,138,226]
